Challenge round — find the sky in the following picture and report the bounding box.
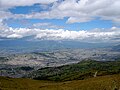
[0,0,120,43]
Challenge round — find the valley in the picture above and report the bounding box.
[0,48,120,78]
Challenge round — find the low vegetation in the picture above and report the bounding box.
[0,74,120,90]
[0,59,120,90]
[27,59,120,81]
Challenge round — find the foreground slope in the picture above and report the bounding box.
[0,74,120,90]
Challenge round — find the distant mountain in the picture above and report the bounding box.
[0,40,115,54]
[112,44,120,51]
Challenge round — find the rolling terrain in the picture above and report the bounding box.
[0,45,120,90]
[26,59,120,81]
[0,74,120,90]
[0,47,120,78]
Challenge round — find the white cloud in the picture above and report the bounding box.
[7,34,23,39]
[66,17,93,23]
[33,22,51,27]
[0,0,58,9]
[33,22,64,29]
[0,26,120,43]
[0,11,13,19]
[15,0,120,24]
[0,0,120,43]
[1,0,120,24]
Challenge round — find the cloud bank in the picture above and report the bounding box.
[0,26,120,43]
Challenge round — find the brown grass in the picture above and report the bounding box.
[0,74,120,90]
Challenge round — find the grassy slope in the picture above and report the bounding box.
[27,60,120,81]
[0,74,120,90]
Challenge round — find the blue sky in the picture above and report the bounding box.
[7,4,114,30]
[6,17,113,30]
[0,0,120,43]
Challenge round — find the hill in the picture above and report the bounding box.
[0,74,120,90]
[26,60,120,81]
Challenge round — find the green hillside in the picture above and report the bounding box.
[27,59,120,81]
[0,74,120,90]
